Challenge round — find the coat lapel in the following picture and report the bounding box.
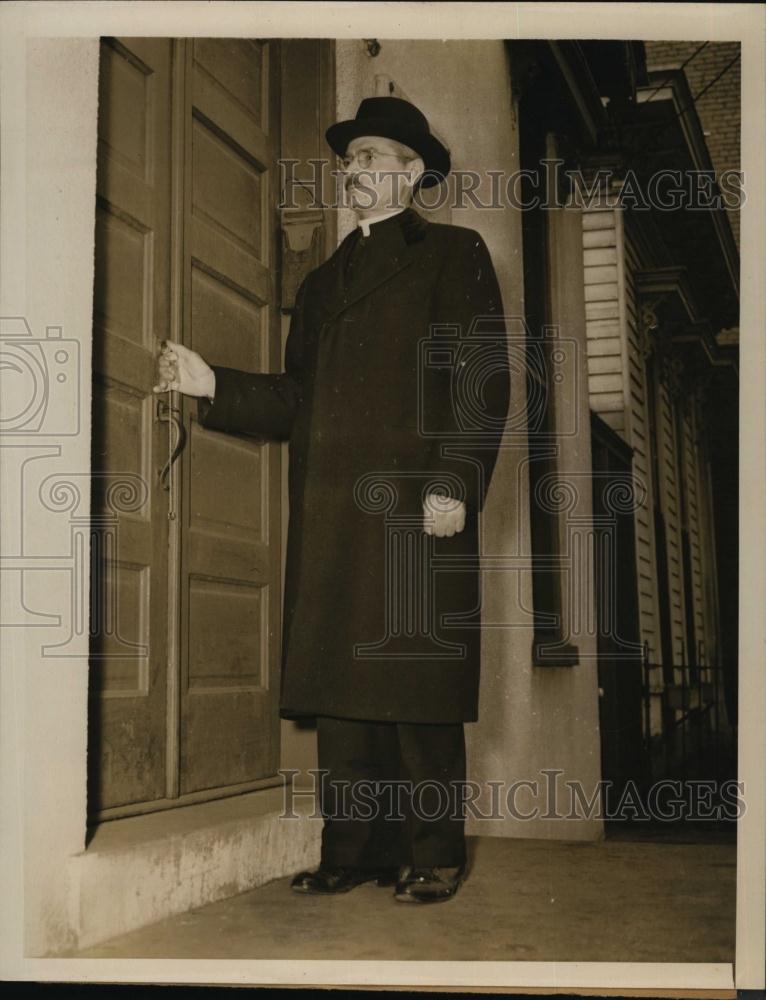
[313,230,355,320]
[314,207,429,325]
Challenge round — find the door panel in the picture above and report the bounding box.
[89,37,172,812]
[178,39,282,794]
[91,37,295,815]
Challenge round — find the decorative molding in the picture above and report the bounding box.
[639,300,660,360]
[635,266,699,325]
[636,267,738,379]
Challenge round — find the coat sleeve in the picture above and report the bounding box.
[196,277,308,441]
[423,230,510,513]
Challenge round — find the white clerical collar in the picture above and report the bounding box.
[357,207,405,237]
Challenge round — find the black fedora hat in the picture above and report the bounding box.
[326,96,450,189]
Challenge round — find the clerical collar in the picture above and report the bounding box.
[356,207,406,237]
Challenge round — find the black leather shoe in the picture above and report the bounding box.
[394,864,465,903]
[290,865,399,894]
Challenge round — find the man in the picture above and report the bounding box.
[155,96,509,903]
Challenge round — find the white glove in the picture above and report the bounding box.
[153,340,215,399]
[423,493,466,537]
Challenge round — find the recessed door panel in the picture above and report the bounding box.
[89,36,172,814]
[179,39,281,796]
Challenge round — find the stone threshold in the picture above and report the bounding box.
[61,784,321,954]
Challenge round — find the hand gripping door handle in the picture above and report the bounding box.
[157,397,187,514]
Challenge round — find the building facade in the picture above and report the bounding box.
[580,50,740,789]
[3,36,738,956]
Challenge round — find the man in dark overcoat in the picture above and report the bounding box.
[155,97,510,903]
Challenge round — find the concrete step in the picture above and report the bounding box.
[66,784,320,952]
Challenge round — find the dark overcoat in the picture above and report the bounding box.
[197,207,509,724]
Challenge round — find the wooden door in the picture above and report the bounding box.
[89,37,173,813]
[176,39,282,795]
[90,37,283,817]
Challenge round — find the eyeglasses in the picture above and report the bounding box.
[338,147,409,171]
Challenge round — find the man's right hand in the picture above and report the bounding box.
[153,340,215,399]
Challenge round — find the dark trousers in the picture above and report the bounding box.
[316,715,467,870]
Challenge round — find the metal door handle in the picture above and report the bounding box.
[157,398,187,491]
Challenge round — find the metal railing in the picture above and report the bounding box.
[641,642,732,785]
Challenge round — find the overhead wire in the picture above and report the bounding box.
[675,50,741,119]
[639,44,741,122]
[642,41,710,104]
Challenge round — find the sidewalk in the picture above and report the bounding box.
[71,832,736,962]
